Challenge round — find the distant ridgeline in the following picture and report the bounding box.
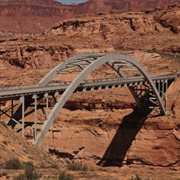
[0,0,179,34]
[0,0,62,5]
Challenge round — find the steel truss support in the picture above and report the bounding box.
[34,54,166,147]
[0,100,23,128]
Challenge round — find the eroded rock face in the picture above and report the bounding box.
[39,76,180,169]
[78,0,180,14]
[154,4,180,33]
[0,5,180,70]
[0,38,75,68]
[47,4,180,37]
[0,0,180,34]
[41,88,180,168]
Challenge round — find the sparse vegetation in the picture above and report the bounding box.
[58,171,74,180]
[67,163,88,172]
[14,174,27,180]
[129,175,151,180]
[50,163,59,169]
[5,158,23,169]
[24,162,40,179]
[14,162,40,180]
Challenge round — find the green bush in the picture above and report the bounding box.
[5,158,23,169]
[24,162,39,180]
[13,162,40,180]
[67,163,88,171]
[59,172,74,180]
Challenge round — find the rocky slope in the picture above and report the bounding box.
[0,0,180,34]
[0,122,58,167]
[0,0,75,34]
[47,3,180,51]
[78,0,180,14]
[0,4,179,73]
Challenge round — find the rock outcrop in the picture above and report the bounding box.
[78,0,180,14]
[154,4,180,33]
[41,81,180,169]
[0,4,180,71]
[0,0,180,34]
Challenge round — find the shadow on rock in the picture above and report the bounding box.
[97,109,148,167]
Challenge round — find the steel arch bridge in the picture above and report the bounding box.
[0,54,179,147]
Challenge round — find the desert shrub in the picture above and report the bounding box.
[129,175,142,180]
[67,163,88,171]
[59,172,74,180]
[129,175,151,180]
[24,162,39,180]
[14,173,27,180]
[5,158,23,169]
[50,163,59,169]
[14,162,40,180]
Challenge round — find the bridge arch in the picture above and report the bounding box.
[36,54,102,87]
[35,54,165,146]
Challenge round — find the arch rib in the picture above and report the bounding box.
[35,54,165,147]
[36,54,102,87]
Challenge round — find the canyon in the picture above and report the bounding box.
[0,1,179,180]
[0,0,180,34]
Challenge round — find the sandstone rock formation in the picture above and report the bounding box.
[41,78,180,173]
[46,3,180,54]
[0,4,179,72]
[0,0,180,34]
[78,0,180,14]
[154,4,180,33]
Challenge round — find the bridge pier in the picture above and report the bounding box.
[20,96,25,139]
[33,95,37,141]
[44,93,49,120]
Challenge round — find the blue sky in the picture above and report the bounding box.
[56,0,88,4]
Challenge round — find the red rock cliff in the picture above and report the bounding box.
[0,0,180,34]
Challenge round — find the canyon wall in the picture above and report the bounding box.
[0,0,180,34]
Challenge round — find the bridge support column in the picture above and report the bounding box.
[33,95,37,141]
[44,93,49,120]
[161,79,168,113]
[165,79,168,111]
[20,96,25,139]
[11,100,14,118]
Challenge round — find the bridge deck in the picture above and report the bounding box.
[0,73,177,100]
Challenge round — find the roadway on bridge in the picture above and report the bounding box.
[0,73,178,100]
